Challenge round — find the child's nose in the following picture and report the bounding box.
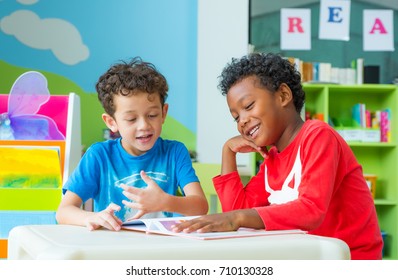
[138,117,150,129]
[239,114,249,127]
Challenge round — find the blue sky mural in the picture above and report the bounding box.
[0,0,198,133]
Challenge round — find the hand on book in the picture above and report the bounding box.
[85,202,123,231]
[171,209,264,234]
[171,212,239,233]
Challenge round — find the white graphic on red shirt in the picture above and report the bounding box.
[264,146,301,204]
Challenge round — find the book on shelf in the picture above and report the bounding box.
[286,56,366,84]
[334,103,391,143]
[319,62,332,82]
[352,58,364,84]
[287,57,302,74]
[302,61,313,82]
[380,109,391,143]
[122,216,306,240]
[310,62,332,83]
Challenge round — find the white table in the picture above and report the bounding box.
[7,225,350,260]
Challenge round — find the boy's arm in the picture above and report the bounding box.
[167,181,209,216]
[56,191,122,231]
[221,141,238,174]
[221,135,265,175]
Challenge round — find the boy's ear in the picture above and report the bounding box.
[162,103,169,123]
[102,113,118,132]
[278,83,293,106]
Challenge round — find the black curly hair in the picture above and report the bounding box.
[96,57,168,117]
[218,53,305,113]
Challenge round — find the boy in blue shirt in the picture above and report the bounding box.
[56,57,208,231]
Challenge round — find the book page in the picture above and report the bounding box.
[122,216,198,232]
[122,216,306,240]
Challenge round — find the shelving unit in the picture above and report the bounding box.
[252,84,398,259]
[0,93,81,259]
[304,84,398,259]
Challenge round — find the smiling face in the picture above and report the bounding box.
[227,76,288,149]
[102,91,168,156]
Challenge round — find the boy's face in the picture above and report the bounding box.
[103,92,168,156]
[226,76,287,148]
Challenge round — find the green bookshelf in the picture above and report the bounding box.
[305,84,398,259]
[252,84,398,259]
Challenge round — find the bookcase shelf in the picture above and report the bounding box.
[0,93,81,259]
[306,83,398,259]
[348,142,395,147]
[374,199,397,206]
[253,84,398,259]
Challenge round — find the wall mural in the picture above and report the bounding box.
[0,0,197,151]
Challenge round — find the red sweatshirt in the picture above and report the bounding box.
[214,120,383,260]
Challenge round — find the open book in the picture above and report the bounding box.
[122,216,306,240]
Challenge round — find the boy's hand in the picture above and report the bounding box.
[171,212,240,233]
[121,170,167,219]
[85,203,123,231]
[226,135,267,157]
[171,209,264,233]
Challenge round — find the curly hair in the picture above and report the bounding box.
[218,53,305,113]
[96,57,168,116]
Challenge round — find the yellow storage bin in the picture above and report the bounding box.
[364,174,377,199]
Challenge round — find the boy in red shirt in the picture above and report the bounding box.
[173,53,383,260]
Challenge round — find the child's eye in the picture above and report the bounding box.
[127,118,136,122]
[233,116,239,123]
[245,102,254,110]
[148,114,158,118]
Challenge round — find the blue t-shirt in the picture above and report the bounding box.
[63,137,199,221]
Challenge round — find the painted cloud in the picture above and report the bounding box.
[0,10,89,65]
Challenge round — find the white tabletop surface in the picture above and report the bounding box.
[7,224,350,260]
